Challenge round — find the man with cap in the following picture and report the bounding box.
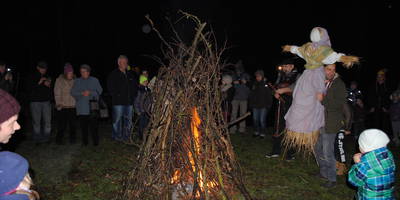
[265,58,299,160]
[26,61,53,144]
[0,151,39,200]
[54,63,77,145]
[0,89,21,144]
[348,129,395,200]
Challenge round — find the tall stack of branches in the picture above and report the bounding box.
[118,12,252,200]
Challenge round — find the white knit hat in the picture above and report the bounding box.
[358,129,390,152]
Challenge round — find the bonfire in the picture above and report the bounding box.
[117,12,252,200]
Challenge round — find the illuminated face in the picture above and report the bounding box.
[350,83,358,90]
[142,70,149,77]
[282,64,294,73]
[65,71,74,80]
[377,74,385,83]
[324,64,336,80]
[80,68,90,79]
[37,67,47,75]
[118,58,129,70]
[142,80,149,86]
[255,74,263,81]
[0,115,21,144]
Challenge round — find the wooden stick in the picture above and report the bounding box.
[227,112,251,127]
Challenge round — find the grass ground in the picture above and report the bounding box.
[12,124,400,200]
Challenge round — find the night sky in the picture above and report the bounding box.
[1,0,397,92]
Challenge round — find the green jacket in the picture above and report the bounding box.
[322,75,347,133]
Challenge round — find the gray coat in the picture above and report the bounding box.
[71,76,103,115]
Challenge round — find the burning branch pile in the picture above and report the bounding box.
[118,12,252,200]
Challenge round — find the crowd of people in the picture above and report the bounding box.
[220,60,397,198]
[0,54,154,199]
[0,28,398,199]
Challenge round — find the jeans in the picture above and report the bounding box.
[315,129,337,182]
[56,108,77,144]
[30,101,52,142]
[230,100,248,133]
[252,108,267,134]
[112,105,133,140]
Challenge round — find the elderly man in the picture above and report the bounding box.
[107,55,138,141]
[0,89,21,144]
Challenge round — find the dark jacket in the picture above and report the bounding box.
[342,103,353,131]
[134,85,152,114]
[233,83,250,101]
[0,72,14,93]
[367,82,391,110]
[107,69,138,105]
[27,71,52,102]
[322,75,347,133]
[249,80,272,109]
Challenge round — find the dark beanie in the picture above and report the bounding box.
[0,151,29,195]
[0,89,20,124]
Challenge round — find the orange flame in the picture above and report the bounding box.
[171,107,217,196]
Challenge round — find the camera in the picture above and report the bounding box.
[347,89,362,104]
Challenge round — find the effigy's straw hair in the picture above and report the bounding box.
[339,55,359,68]
[283,129,320,156]
[117,11,252,200]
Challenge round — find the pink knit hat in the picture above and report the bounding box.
[64,63,73,74]
[0,89,20,124]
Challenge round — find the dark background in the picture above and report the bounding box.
[0,0,397,92]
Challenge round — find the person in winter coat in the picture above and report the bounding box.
[230,78,250,134]
[27,61,52,144]
[71,64,103,146]
[0,151,39,200]
[348,129,395,200]
[221,74,235,123]
[107,55,138,141]
[249,70,272,138]
[54,63,77,144]
[0,89,21,144]
[134,75,152,140]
